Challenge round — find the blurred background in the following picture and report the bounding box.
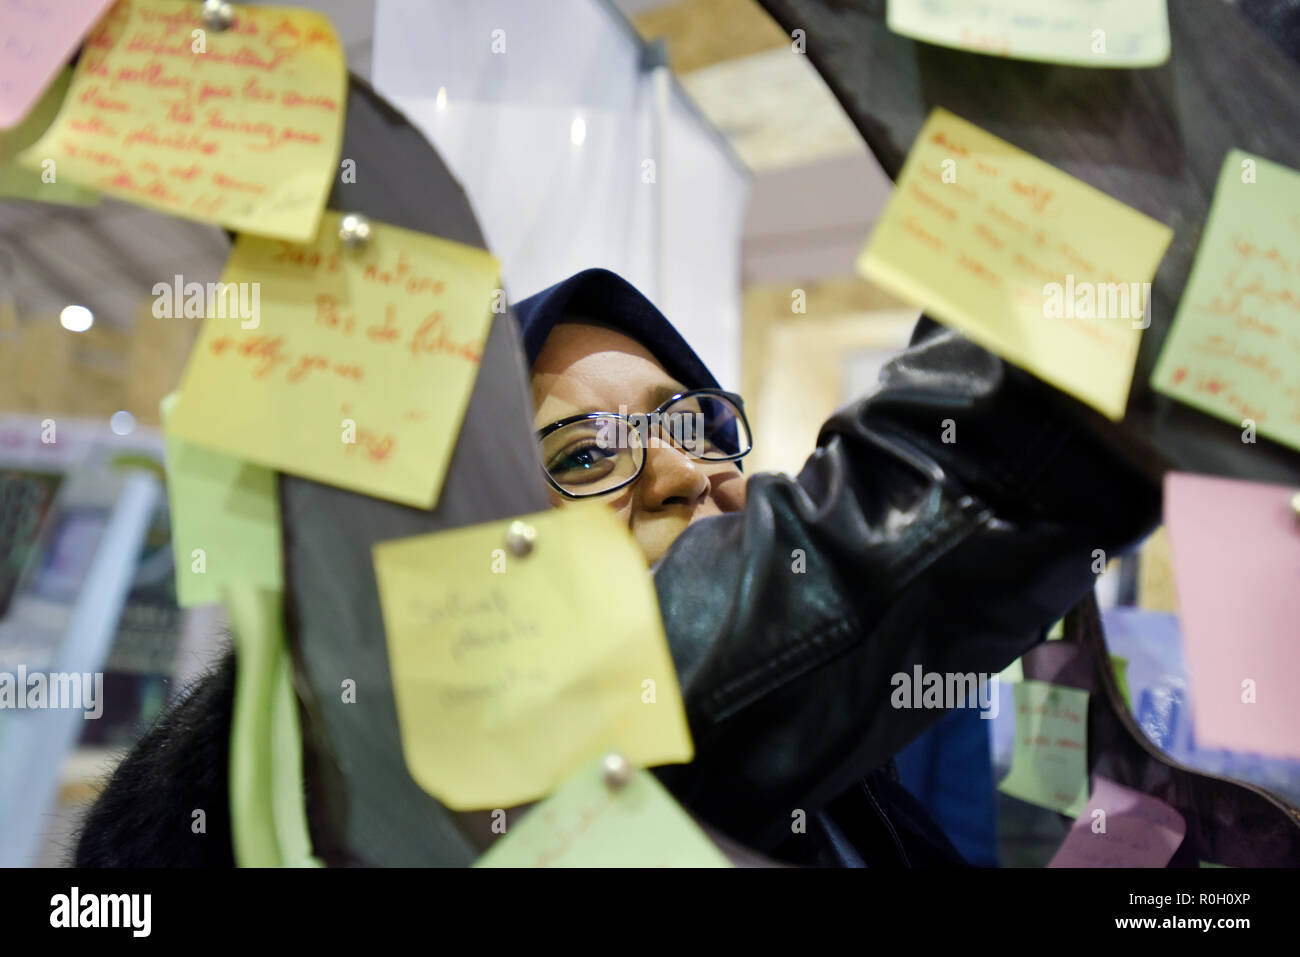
[2,0,1296,867]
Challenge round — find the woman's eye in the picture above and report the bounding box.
[549,441,618,478]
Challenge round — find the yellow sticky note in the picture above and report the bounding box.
[886,0,1170,68]
[372,507,694,811]
[161,394,282,607]
[18,0,345,241]
[475,755,729,868]
[167,212,500,508]
[0,68,98,206]
[998,679,1090,817]
[1137,525,1178,613]
[858,108,1173,420]
[1151,150,1300,452]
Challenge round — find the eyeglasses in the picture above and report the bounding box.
[536,388,752,499]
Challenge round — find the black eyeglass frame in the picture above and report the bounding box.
[535,387,752,500]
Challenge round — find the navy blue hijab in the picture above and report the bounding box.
[511,268,720,391]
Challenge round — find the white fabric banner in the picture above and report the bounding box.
[372,0,749,388]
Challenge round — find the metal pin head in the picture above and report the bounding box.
[505,520,536,557]
[338,213,373,248]
[1291,490,1300,518]
[201,0,235,31]
[601,753,634,790]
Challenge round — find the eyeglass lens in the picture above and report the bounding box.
[540,393,750,497]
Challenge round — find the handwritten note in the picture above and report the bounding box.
[0,0,114,129]
[474,755,729,868]
[1048,776,1185,867]
[167,212,500,508]
[18,0,345,241]
[1164,472,1300,760]
[160,394,281,607]
[886,0,1170,68]
[372,507,693,811]
[0,68,98,205]
[1152,151,1300,452]
[998,679,1090,816]
[857,108,1173,420]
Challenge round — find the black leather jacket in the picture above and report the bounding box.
[76,317,1160,867]
[652,316,1160,859]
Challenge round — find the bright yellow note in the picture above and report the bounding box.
[160,394,282,607]
[475,755,729,868]
[886,0,1170,68]
[858,108,1173,420]
[1151,151,1300,452]
[372,507,694,811]
[167,212,500,508]
[18,0,345,241]
[0,69,98,206]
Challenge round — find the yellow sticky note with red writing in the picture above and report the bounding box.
[373,507,694,811]
[858,108,1173,420]
[168,211,501,508]
[18,0,345,241]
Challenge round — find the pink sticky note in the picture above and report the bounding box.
[0,0,115,129]
[1049,776,1185,868]
[1164,472,1300,759]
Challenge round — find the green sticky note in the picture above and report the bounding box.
[223,585,321,868]
[999,680,1090,817]
[474,756,731,868]
[1199,860,1230,868]
[161,394,283,607]
[886,0,1170,68]
[1047,619,1065,641]
[998,657,1024,684]
[1152,150,1300,453]
[1110,654,1133,713]
[0,68,98,206]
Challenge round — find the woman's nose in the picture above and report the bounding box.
[637,438,709,509]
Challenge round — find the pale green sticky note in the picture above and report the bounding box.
[1047,619,1065,640]
[0,68,98,206]
[998,657,1024,684]
[1110,654,1133,713]
[999,679,1090,817]
[886,0,1170,68]
[1151,150,1300,453]
[161,394,282,607]
[474,756,731,868]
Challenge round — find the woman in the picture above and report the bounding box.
[76,268,1159,866]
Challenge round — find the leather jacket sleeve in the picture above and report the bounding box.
[652,317,1162,849]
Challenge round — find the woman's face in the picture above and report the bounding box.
[530,322,747,565]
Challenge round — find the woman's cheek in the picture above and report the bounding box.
[711,468,747,512]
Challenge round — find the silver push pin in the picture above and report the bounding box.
[601,753,634,790]
[201,0,235,31]
[505,520,536,557]
[338,213,373,248]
